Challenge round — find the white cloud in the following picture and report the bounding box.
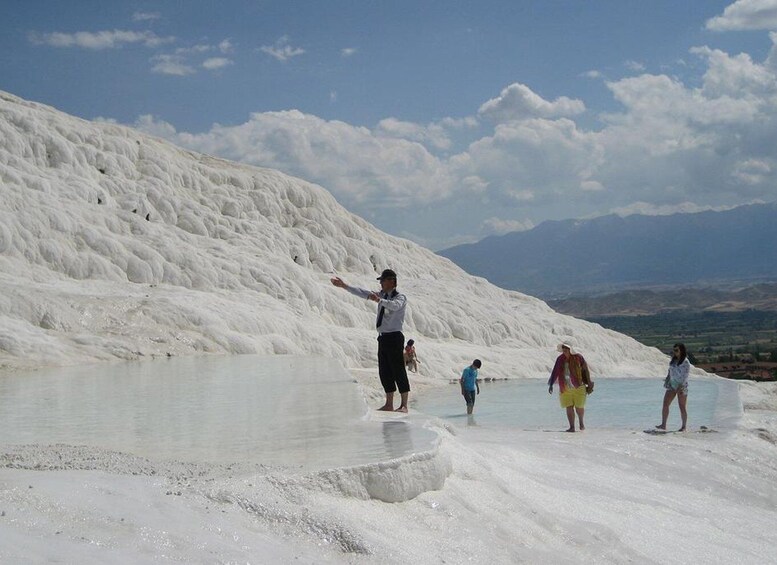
[582,70,603,79]
[580,180,604,192]
[603,71,761,142]
[176,40,233,56]
[341,47,358,57]
[438,116,479,129]
[609,201,754,217]
[163,39,236,74]
[151,39,234,76]
[706,0,777,31]
[202,57,233,70]
[478,83,585,123]
[625,60,646,72]
[692,46,777,99]
[376,118,453,150]
[460,117,601,209]
[768,31,777,68]
[504,188,535,202]
[150,54,196,76]
[176,44,212,55]
[29,29,173,49]
[134,114,178,138]
[732,158,772,184]
[134,111,456,207]
[592,45,777,211]
[459,175,489,193]
[132,12,161,22]
[481,217,534,235]
[260,36,305,62]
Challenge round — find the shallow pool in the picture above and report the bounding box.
[413,377,742,431]
[0,355,437,469]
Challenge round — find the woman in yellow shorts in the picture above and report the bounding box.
[548,343,594,432]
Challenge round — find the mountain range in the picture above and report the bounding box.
[438,203,777,299]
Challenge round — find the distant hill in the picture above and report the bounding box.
[547,283,777,318]
[437,204,777,298]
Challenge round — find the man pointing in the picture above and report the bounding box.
[331,269,410,412]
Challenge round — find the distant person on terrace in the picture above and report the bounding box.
[331,269,410,412]
[404,339,419,373]
[460,359,482,415]
[656,342,691,432]
[548,343,594,432]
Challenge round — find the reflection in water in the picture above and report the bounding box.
[382,421,413,459]
[467,414,478,427]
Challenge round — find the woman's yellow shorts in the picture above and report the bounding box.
[559,386,587,408]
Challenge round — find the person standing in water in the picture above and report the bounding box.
[460,359,482,415]
[331,269,410,412]
[404,339,419,373]
[548,343,593,432]
[656,342,691,432]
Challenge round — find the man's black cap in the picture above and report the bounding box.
[377,269,397,281]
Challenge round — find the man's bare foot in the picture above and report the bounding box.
[565,428,575,432]
[377,404,394,411]
[395,405,408,413]
[579,425,585,431]
[678,427,686,432]
[655,424,666,430]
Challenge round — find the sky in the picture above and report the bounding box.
[2,88,777,563]
[3,0,777,250]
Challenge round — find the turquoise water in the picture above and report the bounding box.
[414,377,742,431]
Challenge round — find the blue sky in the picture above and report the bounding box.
[3,0,777,249]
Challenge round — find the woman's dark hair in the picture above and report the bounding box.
[407,339,414,346]
[671,343,687,365]
[473,359,482,368]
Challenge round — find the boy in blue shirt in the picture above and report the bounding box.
[460,359,482,415]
